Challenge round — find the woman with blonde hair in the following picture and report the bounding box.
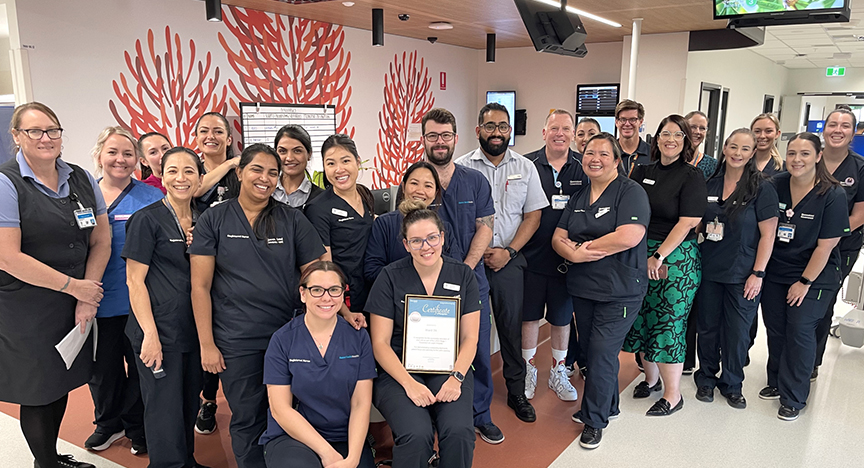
[750,113,785,177]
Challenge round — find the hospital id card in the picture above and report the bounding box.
[74,208,97,229]
[778,223,795,243]
[706,221,724,242]
[402,295,460,374]
[551,194,569,210]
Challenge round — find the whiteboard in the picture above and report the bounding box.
[239,102,337,174]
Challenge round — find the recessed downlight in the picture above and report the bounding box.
[429,22,454,30]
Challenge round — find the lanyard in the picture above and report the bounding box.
[162,198,196,239]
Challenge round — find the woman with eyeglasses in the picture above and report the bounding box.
[138,132,173,194]
[261,261,376,468]
[191,144,326,468]
[272,125,324,208]
[366,199,480,468]
[0,102,110,468]
[624,114,707,417]
[751,113,786,177]
[684,111,718,179]
[552,133,650,449]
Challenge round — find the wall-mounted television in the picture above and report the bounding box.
[576,84,619,117]
[486,91,516,147]
[715,0,850,27]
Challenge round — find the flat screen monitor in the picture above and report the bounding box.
[714,0,850,26]
[486,91,516,147]
[576,115,617,136]
[576,84,619,117]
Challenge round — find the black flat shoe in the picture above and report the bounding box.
[579,425,602,449]
[633,380,662,399]
[696,386,714,403]
[758,386,780,400]
[646,396,684,416]
[507,393,536,423]
[723,393,747,409]
[778,404,799,421]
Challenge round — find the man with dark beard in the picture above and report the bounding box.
[420,108,504,445]
[455,103,549,426]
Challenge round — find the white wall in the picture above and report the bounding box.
[474,42,623,156]
[786,67,864,94]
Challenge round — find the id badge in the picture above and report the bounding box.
[777,223,795,243]
[74,207,97,229]
[706,221,724,242]
[551,194,570,210]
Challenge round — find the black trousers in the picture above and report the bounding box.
[572,296,641,429]
[683,301,698,369]
[87,315,144,439]
[263,435,375,468]
[202,371,220,401]
[136,350,202,468]
[485,253,527,396]
[221,351,269,468]
[20,394,68,468]
[815,249,856,368]
[373,371,475,468]
[761,280,835,410]
[694,281,758,394]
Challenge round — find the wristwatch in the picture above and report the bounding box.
[798,276,812,286]
[505,246,518,260]
[652,252,665,262]
[450,370,465,383]
[752,270,766,278]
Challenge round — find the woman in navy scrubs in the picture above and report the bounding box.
[552,133,650,449]
[367,200,480,468]
[138,132,172,194]
[272,125,323,208]
[694,129,778,409]
[194,112,240,211]
[751,113,785,177]
[623,114,707,417]
[760,132,849,421]
[191,144,326,468]
[574,118,601,155]
[261,261,376,468]
[124,147,207,468]
[85,127,162,454]
[305,134,374,329]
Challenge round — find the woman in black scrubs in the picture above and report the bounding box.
[0,102,111,468]
[191,143,326,468]
[124,147,208,468]
[261,261,376,468]
[551,133,650,449]
[194,112,240,211]
[760,132,849,421]
[694,129,778,409]
[272,125,324,208]
[573,118,601,155]
[367,200,480,468]
[751,113,785,177]
[305,134,374,329]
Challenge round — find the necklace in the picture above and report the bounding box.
[312,334,332,351]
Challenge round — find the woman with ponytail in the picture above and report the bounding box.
[751,113,785,177]
[272,124,324,208]
[194,111,241,211]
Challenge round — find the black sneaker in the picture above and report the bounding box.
[572,411,618,424]
[778,404,799,421]
[723,393,747,409]
[696,386,714,403]
[130,436,147,455]
[579,425,602,449]
[633,380,662,399]
[84,429,125,451]
[195,401,218,434]
[474,422,505,444]
[34,454,96,468]
[810,367,819,382]
[507,393,536,423]
[758,386,780,400]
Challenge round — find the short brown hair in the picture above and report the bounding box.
[422,108,457,135]
[10,102,62,152]
[615,99,644,120]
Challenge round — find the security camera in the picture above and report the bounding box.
[427,36,438,44]
[398,13,410,21]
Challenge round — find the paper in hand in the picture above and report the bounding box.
[54,319,97,370]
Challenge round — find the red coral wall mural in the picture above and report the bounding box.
[373,51,435,189]
[109,26,228,148]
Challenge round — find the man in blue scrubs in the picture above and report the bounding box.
[420,108,503,444]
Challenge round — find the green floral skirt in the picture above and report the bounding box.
[622,239,701,364]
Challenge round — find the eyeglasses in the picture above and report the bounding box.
[16,128,63,140]
[617,118,640,125]
[481,122,511,133]
[424,132,455,143]
[689,125,707,133]
[659,131,686,141]
[406,233,443,250]
[303,285,345,298]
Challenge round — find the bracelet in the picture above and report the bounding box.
[59,276,71,292]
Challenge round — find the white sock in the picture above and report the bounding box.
[522,347,537,366]
[551,349,567,368]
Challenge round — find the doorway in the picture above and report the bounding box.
[698,82,729,158]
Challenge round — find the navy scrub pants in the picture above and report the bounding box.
[814,249,856,368]
[485,253,527,397]
[220,351,269,468]
[471,295,494,427]
[694,280,758,395]
[374,371,475,468]
[572,296,641,429]
[761,280,836,410]
[88,315,145,440]
[136,350,202,468]
[263,435,375,468]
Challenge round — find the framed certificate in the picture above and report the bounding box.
[402,294,460,373]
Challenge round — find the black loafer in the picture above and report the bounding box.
[507,393,536,423]
[778,404,799,421]
[696,386,714,403]
[633,380,662,399]
[758,386,780,400]
[723,393,747,409]
[579,425,602,449]
[810,367,819,382]
[646,396,684,416]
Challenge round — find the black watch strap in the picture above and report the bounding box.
[752,270,765,278]
[505,247,518,259]
[798,276,812,286]
[450,371,465,382]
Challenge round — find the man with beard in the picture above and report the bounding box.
[455,103,549,426]
[420,108,504,444]
[616,99,651,176]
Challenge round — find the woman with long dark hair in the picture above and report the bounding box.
[138,132,172,194]
[194,111,240,211]
[272,124,323,208]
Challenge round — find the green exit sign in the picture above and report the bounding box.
[827,66,846,77]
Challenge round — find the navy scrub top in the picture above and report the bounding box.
[522,147,589,276]
[122,200,200,353]
[761,159,785,178]
[365,256,480,363]
[196,167,240,213]
[701,172,779,284]
[190,198,326,354]
[434,164,494,297]
[363,210,463,284]
[556,176,650,302]
[631,157,707,242]
[259,317,376,445]
[831,151,864,253]
[766,173,850,289]
[304,188,374,312]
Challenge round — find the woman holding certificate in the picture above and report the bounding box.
[366,200,480,468]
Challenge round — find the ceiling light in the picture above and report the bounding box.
[533,0,622,28]
[342,1,354,6]
[205,0,222,22]
[429,22,454,30]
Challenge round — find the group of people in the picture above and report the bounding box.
[0,96,859,468]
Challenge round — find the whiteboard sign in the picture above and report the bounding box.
[239,102,337,174]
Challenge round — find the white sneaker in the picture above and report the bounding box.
[525,361,538,399]
[549,363,578,401]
